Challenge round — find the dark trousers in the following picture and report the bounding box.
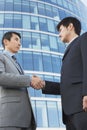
[65,111,87,130]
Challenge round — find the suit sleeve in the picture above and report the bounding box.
[42,81,60,95]
[80,32,87,96]
[0,54,31,88]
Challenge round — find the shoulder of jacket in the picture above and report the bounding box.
[0,53,6,61]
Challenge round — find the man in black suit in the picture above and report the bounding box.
[41,17,87,130]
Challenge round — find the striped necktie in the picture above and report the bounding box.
[12,55,24,74]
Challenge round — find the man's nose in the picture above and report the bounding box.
[18,42,21,46]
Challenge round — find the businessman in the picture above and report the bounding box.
[41,17,87,130]
[0,31,43,130]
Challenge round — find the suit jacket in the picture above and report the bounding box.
[42,32,87,117]
[0,52,36,129]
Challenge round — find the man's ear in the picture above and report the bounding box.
[3,39,9,46]
[68,23,74,31]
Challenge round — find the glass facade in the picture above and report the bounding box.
[0,0,87,129]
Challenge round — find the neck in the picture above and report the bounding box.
[68,33,78,43]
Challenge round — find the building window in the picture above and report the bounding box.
[39,17,48,31]
[47,101,60,127]
[22,0,29,12]
[22,15,31,29]
[4,14,13,27]
[5,0,13,11]
[36,101,48,127]
[31,16,39,30]
[0,14,4,27]
[51,55,61,73]
[22,51,33,70]
[31,33,41,49]
[22,32,32,48]
[33,52,43,71]
[49,36,58,52]
[30,1,38,14]
[13,14,22,28]
[42,53,52,72]
[14,0,21,11]
[41,34,50,51]
[47,19,55,33]
[38,3,46,15]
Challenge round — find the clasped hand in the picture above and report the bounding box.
[30,75,45,90]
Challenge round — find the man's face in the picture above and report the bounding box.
[4,33,21,53]
[58,25,70,43]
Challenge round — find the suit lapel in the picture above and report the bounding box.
[3,53,24,74]
[62,37,78,61]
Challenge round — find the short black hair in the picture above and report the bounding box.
[56,17,81,35]
[2,31,21,47]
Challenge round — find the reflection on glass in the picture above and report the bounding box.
[32,33,41,49]
[41,34,49,51]
[47,101,59,127]
[33,52,43,71]
[42,53,52,72]
[36,101,48,127]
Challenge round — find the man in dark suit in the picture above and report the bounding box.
[0,31,44,130]
[41,17,87,130]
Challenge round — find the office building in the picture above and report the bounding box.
[0,0,87,129]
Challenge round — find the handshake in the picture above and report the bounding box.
[30,75,45,90]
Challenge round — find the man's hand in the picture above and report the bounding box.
[30,75,45,90]
[83,96,87,111]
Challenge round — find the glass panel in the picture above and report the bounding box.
[33,52,43,71]
[22,0,29,12]
[0,14,4,27]
[57,101,65,127]
[31,100,36,119]
[41,34,50,51]
[22,32,32,48]
[42,53,52,72]
[32,33,41,49]
[39,17,47,31]
[4,14,13,27]
[14,0,21,11]
[36,101,48,127]
[62,0,68,9]
[13,14,22,28]
[57,38,66,53]
[49,36,58,51]
[47,101,59,127]
[30,2,38,14]
[52,7,60,21]
[45,5,53,17]
[68,2,73,11]
[22,15,30,29]
[0,0,4,11]
[58,9,66,20]
[50,0,57,4]
[38,3,45,15]
[0,31,3,47]
[28,87,35,97]
[22,51,33,70]
[51,55,61,73]
[57,0,63,6]
[31,16,39,30]
[47,19,55,33]
[5,0,13,11]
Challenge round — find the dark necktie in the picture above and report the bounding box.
[12,55,24,74]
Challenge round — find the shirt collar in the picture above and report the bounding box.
[3,50,15,57]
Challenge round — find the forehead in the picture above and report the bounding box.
[12,33,20,39]
[59,25,66,31]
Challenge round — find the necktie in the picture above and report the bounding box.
[12,55,24,74]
